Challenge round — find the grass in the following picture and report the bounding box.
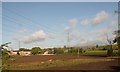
[83,50,107,55]
[83,50,119,56]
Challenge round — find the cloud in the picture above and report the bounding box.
[76,18,117,46]
[76,37,108,46]
[64,11,111,46]
[93,27,116,45]
[21,30,46,44]
[80,18,90,25]
[68,18,78,28]
[80,10,109,26]
[48,33,56,39]
[65,18,78,32]
[92,11,109,25]
[95,29,108,41]
[69,30,81,41]
[64,26,71,32]
[75,27,115,46]
[108,19,118,31]
[86,39,107,46]
[19,28,28,33]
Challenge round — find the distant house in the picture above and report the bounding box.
[19,51,31,56]
[12,50,18,55]
[1,46,31,56]
[11,50,31,56]
[42,51,54,55]
[43,51,49,55]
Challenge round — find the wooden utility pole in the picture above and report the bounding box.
[67,31,71,54]
[67,31,70,48]
[77,47,79,57]
[18,41,21,50]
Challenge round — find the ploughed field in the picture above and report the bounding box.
[6,55,120,70]
[47,57,120,70]
[12,55,107,63]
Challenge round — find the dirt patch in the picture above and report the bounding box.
[12,55,108,63]
[8,55,120,70]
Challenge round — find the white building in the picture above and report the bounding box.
[19,51,31,56]
[12,51,18,55]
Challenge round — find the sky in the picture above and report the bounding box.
[2,2,118,50]
[0,2,2,45]
[1,0,120,2]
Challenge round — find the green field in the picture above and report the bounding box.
[83,50,107,55]
[83,50,119,56]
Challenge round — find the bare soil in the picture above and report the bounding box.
[13,55,108,63]
[9,55,120,71]
[47,58,120,70]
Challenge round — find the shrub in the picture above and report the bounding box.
[31,47,42,55]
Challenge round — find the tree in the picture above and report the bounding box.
[2,49,10,60]
[19,48,30,51]
[47,48,54,54]
[113,30,120,55]
[106,34,113,56]
[2,49,10,70]
[31,47,42,55]
[0,42,12,70]
[96,45,99,48]
[116,37,120,54]
[17,51,20,55]
[54,48,64,54]
[64,45,67,48]
[19,48,25,51]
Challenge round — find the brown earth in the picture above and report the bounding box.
[47,58,120,70]
[13,55,108,63]
[8,55,120,71]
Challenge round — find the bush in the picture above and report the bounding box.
[67,48,84,55]
[102,48,107,50]
[112,52,120,56]
[107,49,113,56]
[54,48,64,54]
[83,50,86,53]
[31,47,42,55]
[48,50,53,54]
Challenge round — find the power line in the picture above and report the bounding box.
[3,7,57,34]
[3,13,58,36]
[3,17,61,40]
[2,6,66,48]
[18,40,21,49]
[3,14,64,42]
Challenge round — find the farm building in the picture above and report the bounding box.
[12,50,18,55]
[19,51,31,56]
[8,50,31,56]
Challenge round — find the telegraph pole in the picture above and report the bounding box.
[18,41,21,50]
[77,47,79,57]
[67,31,70,48]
